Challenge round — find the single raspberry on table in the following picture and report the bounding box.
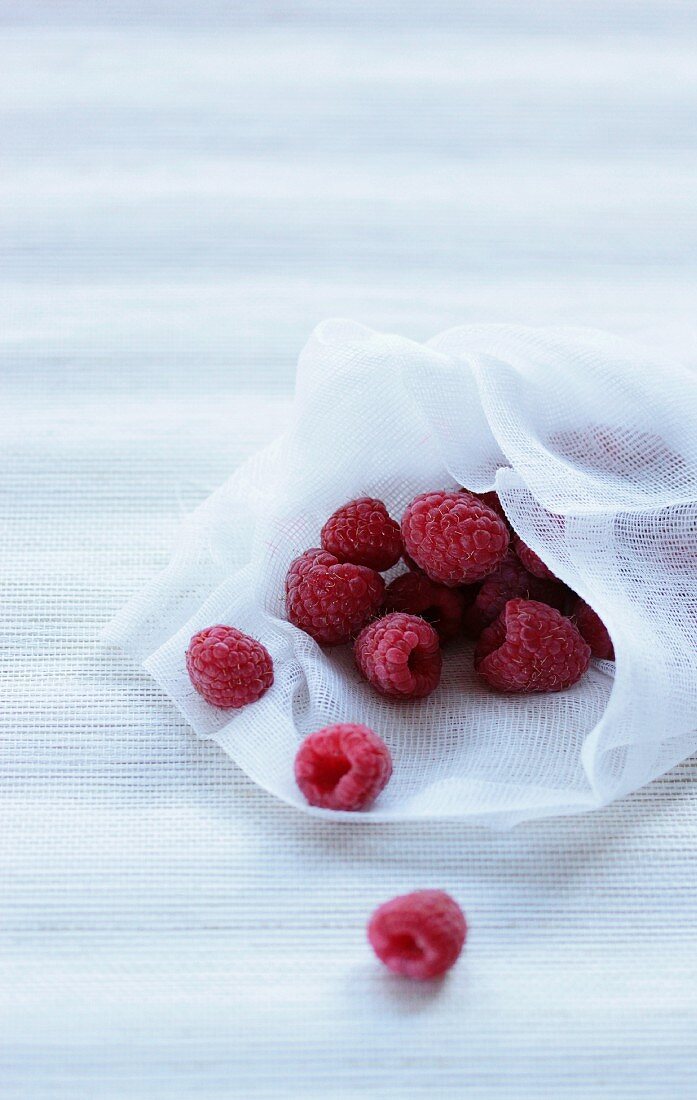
[186,625,273,708]
[368,890,467,980]
[321,497,402,571]
[571,597,615,660]
[355,612,442,699]
[383,570,469,644]
[463,550,566,638]
[286,548,384,646]
[512,534,558,581]
[474,598,590,693]
[294,723,392,811]
[401,490,509,586]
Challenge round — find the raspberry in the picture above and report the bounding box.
[287,547,338,580]
[294,723,392,810]
[474,598,590,693]
[286,548,384,646]
[571,597,615,660]
[321,497,402,571]
[401,490,509,586]
[186,625,273,708]
[383,571,467,643]
[368,890,467,980]
[402,550,424,573]
[512,535,558,581]
[463,550,566,637]
[471,489,511,529]
[355,612,442,699]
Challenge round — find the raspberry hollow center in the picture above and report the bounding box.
[407,646,431,676]
[420,605,440,627]
[310,753,351,793]
[387,932,423,961]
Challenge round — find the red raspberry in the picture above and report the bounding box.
[286,548,384,646]
[471,489,511,529]
[402,550,424,573]
[401,490,509,586]
[383,570,467,644]
[294,723,392,811]
[186,625,273,708]
[512,535,558,581]
[321,497,402,571]
[355,612,442,699]
[463,550,566,637]
[286,547,338,579]
[571,597,615,660]
[474,598,590,693]
[368,890,467,980]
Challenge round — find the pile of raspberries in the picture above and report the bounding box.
[187,488,613,812]
[285,490,611,696]
[184,489,614,980]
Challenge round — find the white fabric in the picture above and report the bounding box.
[107,321,697,826]
[5,3,697,1096]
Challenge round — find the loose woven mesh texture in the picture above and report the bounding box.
[105,321,697,827]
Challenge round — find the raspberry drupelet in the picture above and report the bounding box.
[186,625,274,708]
[383,570,469,644]
[474,598,590,693]
[321,497,403,572]
[355,612,442,699]
[294,723,392,811]
[571,597,615,660]
[285,548,384,646]
[401,490,509,586]
[368,890,467,980]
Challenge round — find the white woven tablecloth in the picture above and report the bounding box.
[2,4,697,1096]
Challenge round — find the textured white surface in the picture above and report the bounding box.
[3,3,697,1096]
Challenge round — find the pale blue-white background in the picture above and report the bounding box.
[2,2,697,1096]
